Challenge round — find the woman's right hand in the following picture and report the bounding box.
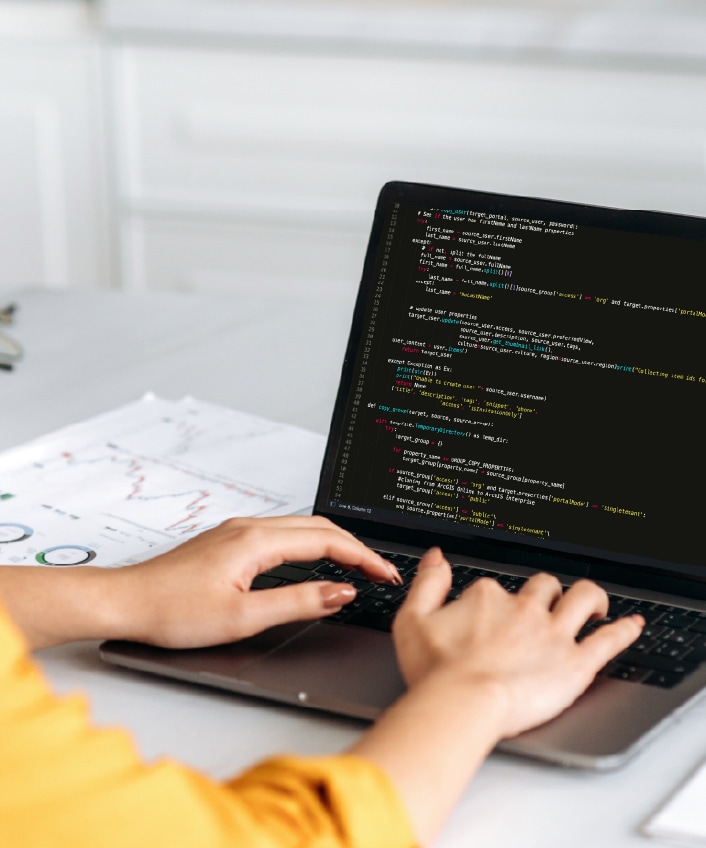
[392,547,644,739]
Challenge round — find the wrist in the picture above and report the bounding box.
[42,567,130,647]
[0,565,133,649]
[422,666,512,743]
[93,564,150,643]
[350,666,512,846]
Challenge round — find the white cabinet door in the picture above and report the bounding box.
[110,42,706,294]
[0,42,109,291]
[112,44,706,214]
[120,215,370,305]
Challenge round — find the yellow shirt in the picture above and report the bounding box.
[0,602,416,847]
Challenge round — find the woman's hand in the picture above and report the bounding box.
[117,515,399,649]
[393,547,644,739]
[0,516,399,651]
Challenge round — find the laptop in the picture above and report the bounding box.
[101,181,706,770]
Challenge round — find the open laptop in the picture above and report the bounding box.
[101,181,706,770]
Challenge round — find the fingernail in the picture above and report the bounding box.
[386,564,403,585]
[320,582,357,609]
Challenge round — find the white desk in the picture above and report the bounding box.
[4,289,705,847]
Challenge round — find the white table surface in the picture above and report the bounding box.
[3,288,706,848]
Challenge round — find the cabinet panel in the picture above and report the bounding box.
[121,215,370,303]
[112,44,706,219]
[0,42,109,291]
[0,107,65,288]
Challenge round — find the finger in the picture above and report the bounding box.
[241,526,400,584]
[272,518,403,582]
[398,548,451,618]
[516,572,563,608]
[576,614,645,671]
[259,514,355,536]
[294,531,401,584]
[208,517,400,583]
[551,579,610,632]
[239,580,357,636]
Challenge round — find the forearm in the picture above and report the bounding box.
[349,670,507,847]
[0,566,126,649]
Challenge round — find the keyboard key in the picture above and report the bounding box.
[451,568,477,589]
[594,615,620,626]
[605,663,650,683]
[664,629,697,646]
[316,562,348,577]
[284,559,324,571]
[333,571,373,589]
[659,613,696,630]
[652,643,692,661]
[468,568,496,579]
[681,640,706,664]
[642,607,671,625]
[367,599,397,615]
[631,637,660,653]
[384,553,417,565]
[398,569,417,586]
[346,610,394,632]
[366,584,407,603]
[328,596,368,622]
[608,596,639,614]
[266,564,315,583]
[619,648,697,676]
[251,575,284,590]
[625,598,657,610]
[497,575,526,593]
[643,671,685,688]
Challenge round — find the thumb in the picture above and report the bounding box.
[241,580,357,635]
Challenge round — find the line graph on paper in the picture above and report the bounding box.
[0,395,326,567]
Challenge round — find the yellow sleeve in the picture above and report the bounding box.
[0,602,416,848]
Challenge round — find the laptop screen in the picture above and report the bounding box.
[315,182,706,589]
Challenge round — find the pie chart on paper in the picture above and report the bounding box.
[0,523,34,543]
[35,545,97,566]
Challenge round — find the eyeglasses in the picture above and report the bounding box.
[0,303,22,371]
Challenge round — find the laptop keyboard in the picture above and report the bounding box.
[252,552,706,689]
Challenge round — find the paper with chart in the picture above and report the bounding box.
[0,394,326,567]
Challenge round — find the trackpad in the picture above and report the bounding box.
[239,621,405,719]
